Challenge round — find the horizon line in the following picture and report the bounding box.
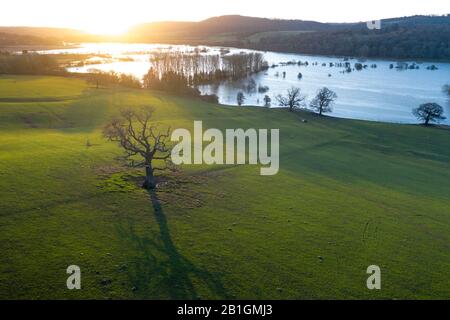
[0,13,448,35]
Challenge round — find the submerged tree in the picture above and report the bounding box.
[275,87,306,112]
[263,95,271,107]
[310,87,338,116]
[103,106,174,189]
[412,103,446,125]
[443,84,450,97]
[237,91,245,106]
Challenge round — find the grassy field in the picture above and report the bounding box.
[0,75,449,300]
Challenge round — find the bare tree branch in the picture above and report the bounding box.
[103,106,174,189]
[310,87,337,116]
[276,87,306,112]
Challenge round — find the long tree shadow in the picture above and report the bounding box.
[117,189,233,299]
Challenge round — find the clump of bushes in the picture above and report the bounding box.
[245,78,257,93]
[87,70,141,89]
[200,94,219,104]
[143,68,199,95]
[354,63,363,71]
[143,67,219,103]
[258,85,270,93]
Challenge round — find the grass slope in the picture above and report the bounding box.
[0,75,449,299]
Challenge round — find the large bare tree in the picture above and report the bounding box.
[310,87,338,116]
[412,103,446,126]
[275,87,306,112]
[103,106,173,189]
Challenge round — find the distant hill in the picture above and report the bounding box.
[242,15,450,61]
[0,27,103,49]
[0,27,89,39]
[127,15,342,42]
[2,14,449,42]
[1,14,449,60]
[383,14,450,26]
[0,32,59,47]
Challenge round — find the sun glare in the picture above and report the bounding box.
[80,20,131,36]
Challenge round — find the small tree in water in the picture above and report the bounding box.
[103,106,174,189]
[443,84,450,96]
[237,91,245,106]
[412,103,446,126]
[263,95,271,107]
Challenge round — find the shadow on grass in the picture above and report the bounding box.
[116,189,232,300]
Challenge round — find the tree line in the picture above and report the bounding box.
[240,85,448,126]
[141,51,268,99]
[146,51,268,85]
[243,24,450,61]
[0,52,62,75]
[238,86,339,115]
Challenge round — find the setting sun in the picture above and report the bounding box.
[78,19,131,36]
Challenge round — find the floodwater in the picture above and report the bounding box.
[40,43,450,125]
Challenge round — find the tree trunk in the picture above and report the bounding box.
[320,101,326,116]
[142,165,156,189]
[425,114,430,125]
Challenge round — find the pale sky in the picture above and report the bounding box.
[1,0,449,35]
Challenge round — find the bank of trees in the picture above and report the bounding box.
[87,70,141,89]
[143,68,200,96]
[142,51,267,98]
[147,51,268,86]
[248,24,450,61]
[0,53,61,75]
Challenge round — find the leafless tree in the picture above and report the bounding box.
[103,106,174,189]
[149,51,267,82]
[263,95,271,107]
[275,87,306,112]
[310,87,338,116]
[412,103,446,126]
